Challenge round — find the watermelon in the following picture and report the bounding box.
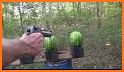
[50,35,56,49]
[44,36,57,51]
[70,31,82,47]
[44,37,50,50]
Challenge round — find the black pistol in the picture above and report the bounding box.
[20,26,53,64]
[27,26,53,37]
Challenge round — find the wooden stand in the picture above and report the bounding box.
[11,50,72,66]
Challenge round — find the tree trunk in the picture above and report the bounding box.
[42,2,50,29]
[2,14,6,38]
[72,2,76,17]
[34,18,36,25]
[77,2,81,16]
[12,3,15,38]
[2,3,7,38]
[18,3,24,35]
[96,3,101,29]
[48,3,53,31]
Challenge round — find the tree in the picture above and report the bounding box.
[18,2,24,34]
[96,3,101,29]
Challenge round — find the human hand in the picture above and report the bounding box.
[20,33,44,56]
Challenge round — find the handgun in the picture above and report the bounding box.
[27,26,53,37]
[20,26,53,64]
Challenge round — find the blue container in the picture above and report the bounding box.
[45,59,73,69]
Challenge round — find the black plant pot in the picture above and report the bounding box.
[71,45,84,58]
[20,56,35,64]
[45,49,58,62]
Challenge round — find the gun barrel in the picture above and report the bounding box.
[42,31,53,37]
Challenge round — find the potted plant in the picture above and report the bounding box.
[44,35,58,62]
[70,31,84,58]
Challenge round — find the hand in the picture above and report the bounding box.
[20,33,44,56]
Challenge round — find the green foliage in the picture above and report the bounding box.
[3,17,15,38]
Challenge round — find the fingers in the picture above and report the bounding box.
[33,37,42,48]
[31,33,44,46]
[20,32,44,56]
[29,33,43,37]
[20,33,43,40]
[33,33,44,40]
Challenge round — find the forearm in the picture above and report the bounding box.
[2,39,25,66]
[2,33,43,66]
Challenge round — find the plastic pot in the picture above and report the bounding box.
[45,49,58,62]
[20,56,35,64]
[71,45,84,58]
